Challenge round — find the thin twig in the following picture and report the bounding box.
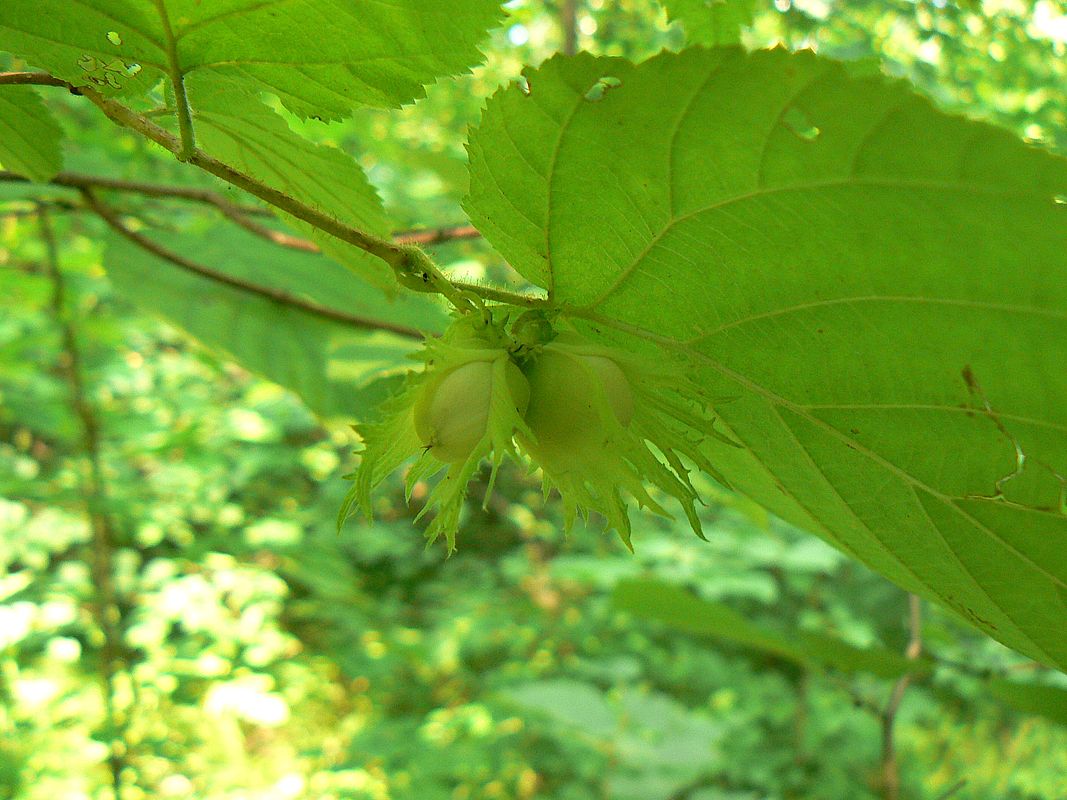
[561,0,579,55]
[0,76,407,261]
[3,72,541,311]
[0,169,271,216]
[0,171,484,249]
[38,206,128,799]
[0,173,487,244]
[209,202,322,251]
[0,199,81,218]
[0,259,46,274]
[393,224,482,246]
[6,72,477,305]
[880,594,923,800]
[934,779,967,799]
[81,189,425,339]
[0,71,74,89]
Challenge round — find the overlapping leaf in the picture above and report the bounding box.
[189,81,396,288]
[102,222,446,419]
[661,0,757,45]
[466,48,1067,670]
[0,0,502,115]
[0,87,63,182]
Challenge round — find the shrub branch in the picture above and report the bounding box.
[0,72,482,305]
[38,205,130,799]
[81,189,425,339]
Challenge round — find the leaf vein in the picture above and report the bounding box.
[585,178,1056,309]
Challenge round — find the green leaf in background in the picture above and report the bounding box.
[0,87,63,182]
[101,222,446,419]
[661,0,757,46]
[616,579,1067,726]
[504,680,617,736]
[613,579,920,679]
[988,679,1067,727]
[189,81,396,289]
[466,47,1067,670]
[504,679,721,800]
[0,0,503,116]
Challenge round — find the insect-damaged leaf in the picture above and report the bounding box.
[465,47,1067,670]
[0,0,503,117]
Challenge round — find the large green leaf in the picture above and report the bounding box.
[101,221,446,419]
[0,0,503,116]
[465,48,1067,670]
[0,87,63,182]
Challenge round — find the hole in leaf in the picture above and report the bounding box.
[584,76,622,102]
[1054,194,1066,205]
[125,63,142,77]
[106,30,122,46]
[783,106,820,141]
[518,75,531,96]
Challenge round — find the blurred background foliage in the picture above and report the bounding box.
[2,1,1067,799]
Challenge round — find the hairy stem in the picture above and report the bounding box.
[0,74,466,298]
[152,0,196,160]
[83,84,406,262]
[0,73,543,312]
[38,206,128,799]
[450,280,549,308]
[0,72,553,317]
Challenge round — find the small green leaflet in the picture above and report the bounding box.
[0,0,503,117]
[465,48,1067,670]
[0,87,63,182]
[661,0,758,46]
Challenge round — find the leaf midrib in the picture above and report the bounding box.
[801,402,1067,437]
[582,177,1058,310]
[685,295,1067,343]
